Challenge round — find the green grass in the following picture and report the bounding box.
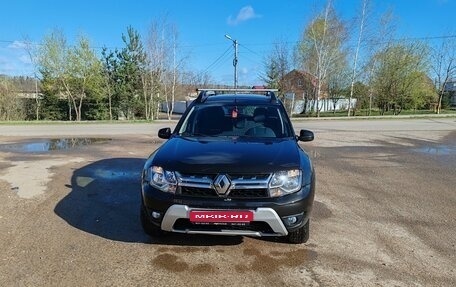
[1,109,455,124]
[0,119,160,125]
[293,108,456,118]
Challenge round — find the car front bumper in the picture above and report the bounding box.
[141,181,315,237]
[161,205,288,236]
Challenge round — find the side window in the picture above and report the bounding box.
[179,107,196,134]
[278,108,293,137]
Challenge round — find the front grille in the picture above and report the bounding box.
[229,174,270,180]
[178,173,216,180]
[177,172,272,199]
[180,187,218,198]
[173,219,274,234]
[229,188,268,198]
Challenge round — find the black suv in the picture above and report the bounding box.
[141,89,315,243]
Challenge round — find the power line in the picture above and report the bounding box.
[201,45,232,74]
[2,34,456,50]
[238,52,262,67]
[238,43,263,59]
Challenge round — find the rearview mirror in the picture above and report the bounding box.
[298,129,314,142]
[158,128,172,139]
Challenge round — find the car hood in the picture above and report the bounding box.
[152,136,301,174]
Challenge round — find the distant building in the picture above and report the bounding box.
[280,70,321,100]
[444,79,456,107]
[251,85,266,89]
[279,69,355,114]
[15,90,43,99]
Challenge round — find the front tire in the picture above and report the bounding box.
[287,219,310,244]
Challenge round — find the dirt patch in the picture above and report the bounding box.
[0,156,84,199]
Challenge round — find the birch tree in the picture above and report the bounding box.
[146,20,168,120]
[363,9,397,115]
[67,36,103,121]
[431,38,456,114]
[348,0,369,116]
[38,30,72,120]
[298,1,347,117]
[38,30,102,121]
[168,24,179,120]
[23,37,41,120]
[146,18,185,120]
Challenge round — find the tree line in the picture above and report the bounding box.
[1,18,213,121]
[1,0,455,121]
[262,0,455,116]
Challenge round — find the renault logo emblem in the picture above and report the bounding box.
[213,174,232,196]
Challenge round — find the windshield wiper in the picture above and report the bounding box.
[180,132,214,137]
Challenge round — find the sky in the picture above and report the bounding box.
[0,0,455,86]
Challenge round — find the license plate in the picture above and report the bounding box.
[189,210,253,223]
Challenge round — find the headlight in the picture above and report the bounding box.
[147,166,177,193]
[269,169,302,197]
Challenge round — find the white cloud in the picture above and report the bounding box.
[7,40,27,49]
[0,45,34,76]
[227,6,261,26]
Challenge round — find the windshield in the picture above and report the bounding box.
[178,104,293,138]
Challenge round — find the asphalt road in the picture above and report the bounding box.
[0,119,455,286]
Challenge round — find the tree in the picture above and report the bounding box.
[67,36,103,121]
[261,38,290,91]
[38,30,102,121]
[22,36,41,120]
[38,29,75,120]
[181,71,212,91]
[371,43,430,115]
[101,47,117,120]
[0,77,25,120]
[348,0,370,116]
[116,26,148,120]
[167,24,181,120]
[351,81,370,114]
[145,20,167,120]
[297,1,347,116]
[261,58,280,89]
[363,9,397,115]
[409,72,437,111]
[327,58,350,114]
[430,38,456,114]
[146,18,186,120]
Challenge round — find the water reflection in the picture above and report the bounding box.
[0,138,111,153]
[414,145,456,156]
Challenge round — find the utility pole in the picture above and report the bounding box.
[225,34,238,89]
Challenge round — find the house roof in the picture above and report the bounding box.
[281,69,318,87]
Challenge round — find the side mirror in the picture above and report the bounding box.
[158,127,172,139]
[298,129,314,142]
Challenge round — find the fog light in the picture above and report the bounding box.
[152,211,161,219]
[287,216,297,225]
[282,213,304,227]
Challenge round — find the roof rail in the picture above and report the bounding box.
[195,88,279,103]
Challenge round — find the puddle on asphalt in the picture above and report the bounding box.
[92,168,140,180]
[414,145,456,156]
[0,138,111,153]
